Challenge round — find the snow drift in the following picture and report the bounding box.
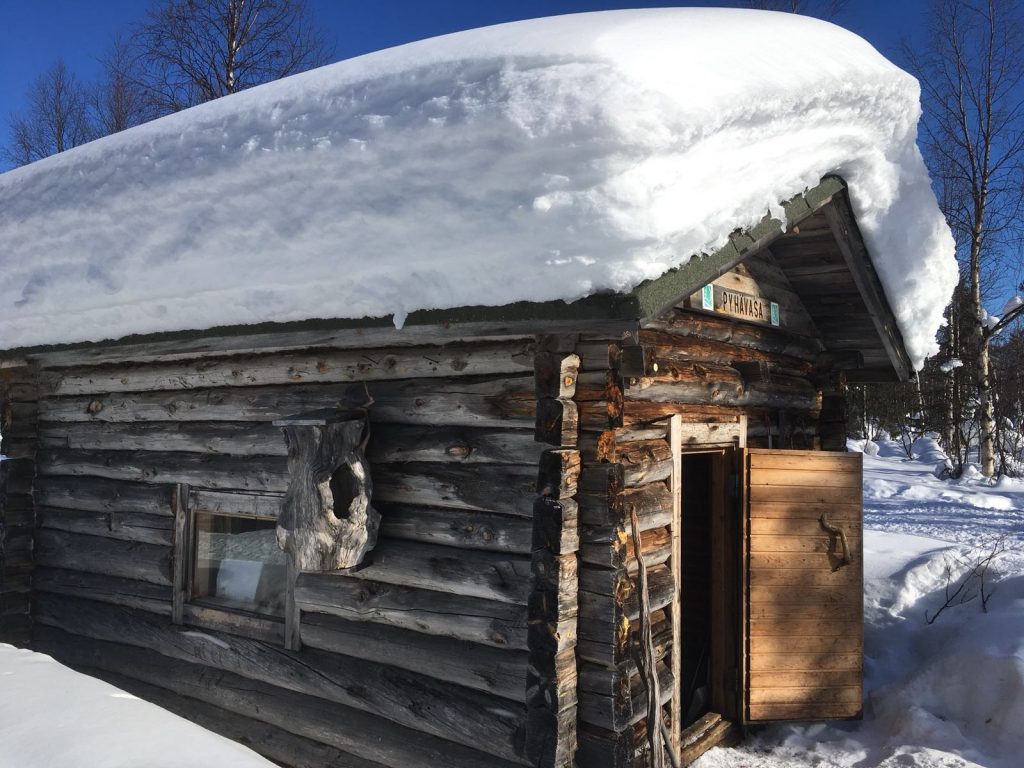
[0,8,956,364]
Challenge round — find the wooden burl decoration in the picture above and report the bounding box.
[273,409,380,571]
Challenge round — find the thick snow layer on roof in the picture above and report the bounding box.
[0,8,956,365]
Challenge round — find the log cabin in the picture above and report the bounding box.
[0,9,956,768]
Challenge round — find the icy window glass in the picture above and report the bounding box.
[193,513,287,616]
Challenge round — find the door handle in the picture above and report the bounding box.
[819,513,852,565]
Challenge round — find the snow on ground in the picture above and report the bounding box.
[0,644,275,768]
[696,438,1024,768]
[0,9,955,363]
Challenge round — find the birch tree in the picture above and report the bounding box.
[4,59,93,166]
[134,0,332,113]
[908,0,1024,476]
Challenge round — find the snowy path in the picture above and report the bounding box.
[695,440,1024,768]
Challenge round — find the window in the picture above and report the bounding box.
[192,512,287,616]
[172,487,293,646]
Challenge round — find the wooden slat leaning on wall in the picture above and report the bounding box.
[744,449,863,723]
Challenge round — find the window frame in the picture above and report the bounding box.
[172,484,299,648]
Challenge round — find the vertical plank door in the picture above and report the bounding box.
[741,449,863,723]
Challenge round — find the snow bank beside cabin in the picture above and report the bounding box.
[0,644,275,768]
[0,9,956,363]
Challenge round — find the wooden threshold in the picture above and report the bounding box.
[678,712,740,766]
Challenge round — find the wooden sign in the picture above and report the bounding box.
[695,284,780,327]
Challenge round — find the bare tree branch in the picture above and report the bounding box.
[4,59,94,167]
[133,0,334,114]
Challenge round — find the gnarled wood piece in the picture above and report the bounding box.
[274,410,379,571]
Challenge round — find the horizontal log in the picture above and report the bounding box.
[33,567,172,614]
[88,671,391,768]
[579,562,674,600]
[295,572,528,650]
[748,451,860,470]
[579,527,671,571]
[37,506,174,546]
[41,340,536,396]
[616,439,672,486]
[35,529,171,586]
[579,481,671,529]
[380,505,532,554]
[578,661,673,731]
[301,611,527,702]
[189,488,283,519]
[38,420,287,455]
[35,594,527,762]
[368,424,541,465]
[638,329,813,371]
[643,309,822,359]
[38,375,535,427]
[35,626,526,768]
[37,448,289,491]
[28,324,547,369]
[576,608,669,669]
[35,476,174,515]
[342,539,530,605]
[374,464,537,517]
[182,603,285,645]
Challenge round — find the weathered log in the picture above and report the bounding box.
[535,397,579,447]
[275,411,379,571]
[373,463,537,517]
[35,626,527,768]
[37,448,289,491]
[616,439,672,486]
[579,526,672,570]
[35,594,528,763]
[379,505,532,554]
[40,340,536,396]
[577,609,669,669]
[88,671,392,768]
[639,328,813,370]
[38,420,286,455]
[37,506,174,546]
[316,538,530,604]
[33,567,172,614]
[644,309,822,359]
[34,476,174,515]
[295,572,528,650]
[578,660,673,731]
[368,424,541,465]
[38,375,536,427]
[300,610,527,702]
[536,449,582,500]
[35,529,171,586]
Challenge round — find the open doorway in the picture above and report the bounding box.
[673,447,740,750]
[678,452,714,726]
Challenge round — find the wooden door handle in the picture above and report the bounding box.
[819,513,852,565]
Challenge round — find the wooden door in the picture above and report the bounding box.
[740,449,863,723]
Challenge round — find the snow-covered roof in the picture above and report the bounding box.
[0,8,956,366]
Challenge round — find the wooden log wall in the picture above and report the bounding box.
[26,334,547,768]
[1,364,38,646]
[574,295,832,766]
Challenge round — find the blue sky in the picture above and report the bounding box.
[1,0,928,135]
